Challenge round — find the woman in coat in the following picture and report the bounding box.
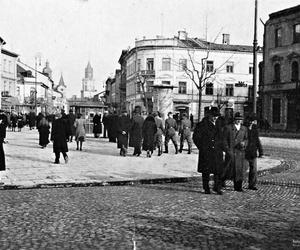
[142,115,157,158]
[117,109,132,156]
[51,112,69,164]
[38,117,50,148]
[223,112,248,192]
[129,110,144,156]
[74,113,86,151]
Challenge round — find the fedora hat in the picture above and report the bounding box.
[208,107,221,117]
[234,112,243,120]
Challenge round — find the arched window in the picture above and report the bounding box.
[291,61,299,81]
[274,63,281,82]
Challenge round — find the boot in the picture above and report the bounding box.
[158,146,162,156]
[179,146,183,153]
[187,148,191,154]
[175,145,178,154]
[163,145,168,153]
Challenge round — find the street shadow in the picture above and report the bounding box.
[126,214,260,249]
[6,143,42,149]
[6,154,52,164]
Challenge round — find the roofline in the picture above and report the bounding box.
[269,4,300,19]
[0,37,6,45]
[1,48,18,57]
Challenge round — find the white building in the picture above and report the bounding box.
[81,61,97,98]
[123,31,262,121]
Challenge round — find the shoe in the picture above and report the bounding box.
[80,148,82,151]
[54,161,59,164]
[204,189,211,194]
[248,186,258,190]
[64,156,69,164]
[179,149,182,153]
[187,149,191,154]
[76,148,79,150]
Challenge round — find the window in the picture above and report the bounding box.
[8,61,11,73]
[3,59,6,72]
[162,58,171,71]
[137,59,141,71]
[206,61,214,72]
[293,24,300,43]
[136,82,141,93]
[272,98,281,123]
[178,82,187,94]
[291,61,299,81]
[274,63,281,82]
[179,59,187,71]
[146,81,153,92]
[146,58,154,71]
[275,28,282,47]
[226,62,234,73]
[249,63,253,74]
[162,81,171,85]
[3,81,7,91]
[225,84,234,96]
[205,82,214,95]
[16,86,20,96]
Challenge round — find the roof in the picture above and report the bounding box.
[58,75,67,88]
[269,4,300,19]
[1,48,18,57]
[0,36,6,45]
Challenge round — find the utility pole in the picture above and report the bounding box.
[253,0,258,114]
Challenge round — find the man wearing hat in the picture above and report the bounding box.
[153,111,164,156]
[117,108,132,156]
[179,113,192,154]
[245,114,263,190]
[193,107,224,195]
[223,112,248,192]
[164,112,178,154]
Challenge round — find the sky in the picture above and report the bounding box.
[0,0,299,98]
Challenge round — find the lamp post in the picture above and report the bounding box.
[34,53,42,114]
[0,37,6,110]
[252,0,258,114]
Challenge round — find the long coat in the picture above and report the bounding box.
[193,118,224,175]
[0,113,8,171]
[108,114,119,140]
[67,112,76,136]
[51,118,69,153]
[93,114,102,134]
[142,116,157,151]
[38,120,50,147]
[129,114,144,148]
[245,125,263,160]
[223,124,248,182]
[117,115,132,149]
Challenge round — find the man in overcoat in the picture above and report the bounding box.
[0,110,8,182]
[129,109,144,156]
[223,112,248,192]
[117,109,132,156]
[153,111,164,156]
[179,113,193,154]
[193,107,224,195]
[51,112,69,164]
[92,112,102,138]
[245,114,263,190]
[164,112,178,154]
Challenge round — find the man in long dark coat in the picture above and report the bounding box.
[179,113,193,154]
[129,110,144,156]
[92,112,102,138]
[0,110,8,181]
[164,112,178,154]
[117,109,132,156]
[193,107,224,195]
[245,114,263,190]
[51,112,69,164]
[108,111,118,143]
[153,111,164,156]
[142,115,157,157]
[223,112,248,192]
[28,111,36,130]
[102,111,109,138]
[67,109,76,142]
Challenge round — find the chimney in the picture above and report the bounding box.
[178,30,188,40]
[222,34,230,45]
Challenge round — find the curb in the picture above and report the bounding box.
[0,161,298,191]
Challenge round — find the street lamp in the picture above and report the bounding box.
[34,53,42,114]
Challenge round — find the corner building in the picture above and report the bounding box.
[122,31,261,121]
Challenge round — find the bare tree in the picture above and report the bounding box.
[136,72,150,114]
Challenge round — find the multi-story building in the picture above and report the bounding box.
[121,31,262,121]
[260,5,300,131]
[1,47,19,111]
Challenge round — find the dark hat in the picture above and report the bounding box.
[208,107,221,117]
[248,113,257,122]
[168,111,173,116]
[234,112,243,120]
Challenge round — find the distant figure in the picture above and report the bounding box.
[51,112,69,164]
[67,109,76,142]
[0,110,8,182]
[129,110,144,156]
[190,113,194,129]
[92,112,102,138]
[17,113,24,132]
[153,111,164,156]
[74,113,86,151]
[142,115,157,158]
[10,113,17,132]
[102,111,109,138]
[28,111,36,130]
[38,117,50,148]
[117,109,132,156]
[164,112,178,154]
[179,113,192,154]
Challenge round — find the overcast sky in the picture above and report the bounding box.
[0,0,299,97]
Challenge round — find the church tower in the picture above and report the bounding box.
[58,74,67,98]
[42,60,52,79]
[81,61,96,98]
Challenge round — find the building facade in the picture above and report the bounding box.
[260,5,300,131]
[81,61,97,98]
[121,31,262,121]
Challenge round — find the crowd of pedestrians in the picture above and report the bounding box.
[0,106,264,196]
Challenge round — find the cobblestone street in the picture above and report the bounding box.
[0,177,299,249]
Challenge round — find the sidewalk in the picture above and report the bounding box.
[0,127,282,189]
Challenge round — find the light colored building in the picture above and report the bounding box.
[260,5,300,131]
[122,31,262,121]
[81,61,97,98]
[1,47,19,111]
